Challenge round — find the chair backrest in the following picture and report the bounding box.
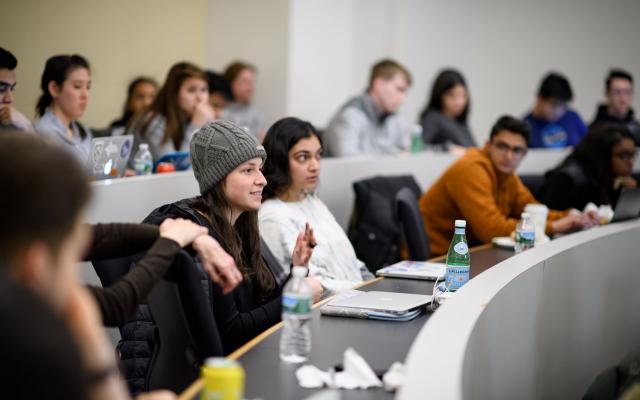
[146,250,224,393]
[348,175,421,270]
[519,174,545,199]
[395,187,430,261]
[92,255,138,288]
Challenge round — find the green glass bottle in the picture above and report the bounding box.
[445,219,470,291]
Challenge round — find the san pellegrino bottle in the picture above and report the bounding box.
[445,219,470,291]
[514,212,535,254]
[279,266,312,363]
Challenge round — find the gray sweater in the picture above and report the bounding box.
[420,109,476,149]
[128,113,198,162]
[324,93,410,157]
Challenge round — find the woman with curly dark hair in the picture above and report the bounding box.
[541,124,637,210]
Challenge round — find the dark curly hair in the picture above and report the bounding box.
[261,117,321,201]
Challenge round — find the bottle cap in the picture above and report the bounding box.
[139,143,149,150]
[521,212,530,218]
[291,266,307,278]
[454,219,466,228]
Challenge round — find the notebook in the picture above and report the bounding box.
[87,135,134,180]
[376,261,446,280]
[326,290,431,315]
[611,187,640,223]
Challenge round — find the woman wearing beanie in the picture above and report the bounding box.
[259,117,374,295]
[143,120,323,354]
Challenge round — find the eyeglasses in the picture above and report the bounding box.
[492,141,527,157]
[613,150,638,161]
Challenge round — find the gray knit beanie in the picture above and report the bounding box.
[190,120,266,194]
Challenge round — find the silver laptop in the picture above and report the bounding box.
[376,261,446,280]
[611,187,640,222]
[87,135,134,180]
[327,291,431,315]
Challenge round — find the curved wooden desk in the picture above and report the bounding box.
[179,244,513,400]
[399,220,640,400]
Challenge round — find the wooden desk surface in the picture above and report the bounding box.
[179,244,513,400]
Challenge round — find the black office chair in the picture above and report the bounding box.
[92,250,223,394]
[519,174,545,199]
[348,175,422,270]
[146,250,224,393]
[395,187,430,261]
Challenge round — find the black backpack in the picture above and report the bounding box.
[348,175,421,272]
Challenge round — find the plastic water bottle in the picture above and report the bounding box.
[410,124,424,153]
[280,266,312,363]
[133,144,153,175]
[514,212,536,254]
[445,219,470,291]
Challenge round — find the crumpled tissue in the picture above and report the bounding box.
[295,347,384,390]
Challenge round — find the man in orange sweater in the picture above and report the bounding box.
[420,115,596,256]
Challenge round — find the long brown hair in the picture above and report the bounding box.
[140,62,207,149]
[194,183,275,298]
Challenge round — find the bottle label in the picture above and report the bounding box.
[282,294,311,314]
[445,265,470,290]
[133,159,152,175]
[453,242,468,255]
[515,231,535,242]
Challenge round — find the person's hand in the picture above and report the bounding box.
[291,222,316,267]
[191,102,216,127]
[615,176,637,190]
[159,218,208,247]
[136,390,177,400]
[123,168,137,177]
[192,234,243,294]
[305,276,323,303]
[551,213,597,234]
[0,104,11,126]
[449,144,467,156]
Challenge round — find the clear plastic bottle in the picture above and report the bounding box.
[445,219,470,291]
[133,144,153,176]
[514,212,536,254]
[410,124,424,153]
[279,266,312,363]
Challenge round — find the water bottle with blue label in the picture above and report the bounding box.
[280,266,312,363]
[514,212,535,254]
[445,219,470,291]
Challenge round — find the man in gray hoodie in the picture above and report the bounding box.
[324,59,412,157]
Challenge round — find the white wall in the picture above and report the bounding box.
[2,0,207,128]
[205,0,290,130]
[285,0,640,143]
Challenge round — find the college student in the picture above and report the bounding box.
[128,62,215,161]
[0,47,33,132]
[542,124,637,211]
[222,61,265,139]
[34,54,93,163]
[0,132,185,400]
[419,68,476,150]
[109,76,158,135]
[259,117,374,294]
[143,120,323,354]
[590,69,640,143]
[324,59,412,157]
[523,72,587,148]
[420,116,597,256]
